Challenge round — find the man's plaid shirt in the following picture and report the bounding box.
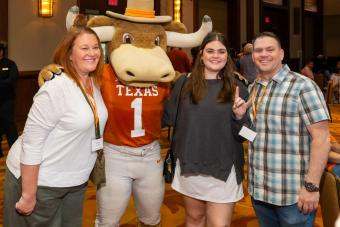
[247,64,330,206]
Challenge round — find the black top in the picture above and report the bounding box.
[163,74,249,184]
[0,57,19,98]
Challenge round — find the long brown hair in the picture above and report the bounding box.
[185,32,235,104]
[53,26,104,87]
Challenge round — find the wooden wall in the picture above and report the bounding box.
[0,0,7,42]
[15,72,39,131]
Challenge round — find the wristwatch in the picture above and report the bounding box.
[304,181,319,192]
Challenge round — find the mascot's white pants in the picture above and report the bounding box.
[95,141,165,227]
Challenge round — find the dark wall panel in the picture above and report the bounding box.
[0,0,8,42]
[15,72,40,131]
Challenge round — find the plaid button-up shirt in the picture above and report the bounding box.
[247,64,330,206]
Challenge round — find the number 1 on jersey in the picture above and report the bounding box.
[131,98,145,138]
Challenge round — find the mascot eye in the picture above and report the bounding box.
[155,36,160,46]
[123,33,134,44]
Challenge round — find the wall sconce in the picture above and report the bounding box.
[173,0,181,22]
[38,0,53,17]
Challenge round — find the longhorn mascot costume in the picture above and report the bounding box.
[40,1,212,226]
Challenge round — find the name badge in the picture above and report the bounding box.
[1,68,9,71]
[92,138,103,152]
[239,126,257,142]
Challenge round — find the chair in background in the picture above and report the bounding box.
[319,169,340,227]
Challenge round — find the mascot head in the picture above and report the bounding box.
[67,0,212,87]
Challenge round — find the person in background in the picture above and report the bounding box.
[163,31,248,227]
[0,41,19,157]
[233,42,248,71]
[190,46,200,70]
[167,47,191,74]
[237,42,248,59]
[330,60,340,103]
[314,54,332,89]
[233,31,330,227]
[300,60,314,80]
[239,43,258,84]
[327,135,340,177]
[334,61,340,71]
[4,26,108,227]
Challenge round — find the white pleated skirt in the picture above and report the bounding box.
[171,160,244,203]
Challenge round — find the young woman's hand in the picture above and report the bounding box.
[232,86,251,120]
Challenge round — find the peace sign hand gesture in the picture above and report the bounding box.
[232,86,251,120]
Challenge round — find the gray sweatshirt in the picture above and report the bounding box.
[163,74,249,183]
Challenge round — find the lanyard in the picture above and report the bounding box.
[251,80,268,120]
[78,78,101,139]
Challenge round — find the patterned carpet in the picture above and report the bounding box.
[1,105,339,226]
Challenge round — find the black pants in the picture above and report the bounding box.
[0,98,18,153]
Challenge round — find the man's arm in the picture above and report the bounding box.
[298,120,330,213]
[305,120,330,186]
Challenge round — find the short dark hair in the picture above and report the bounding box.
[252,31,282,48]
